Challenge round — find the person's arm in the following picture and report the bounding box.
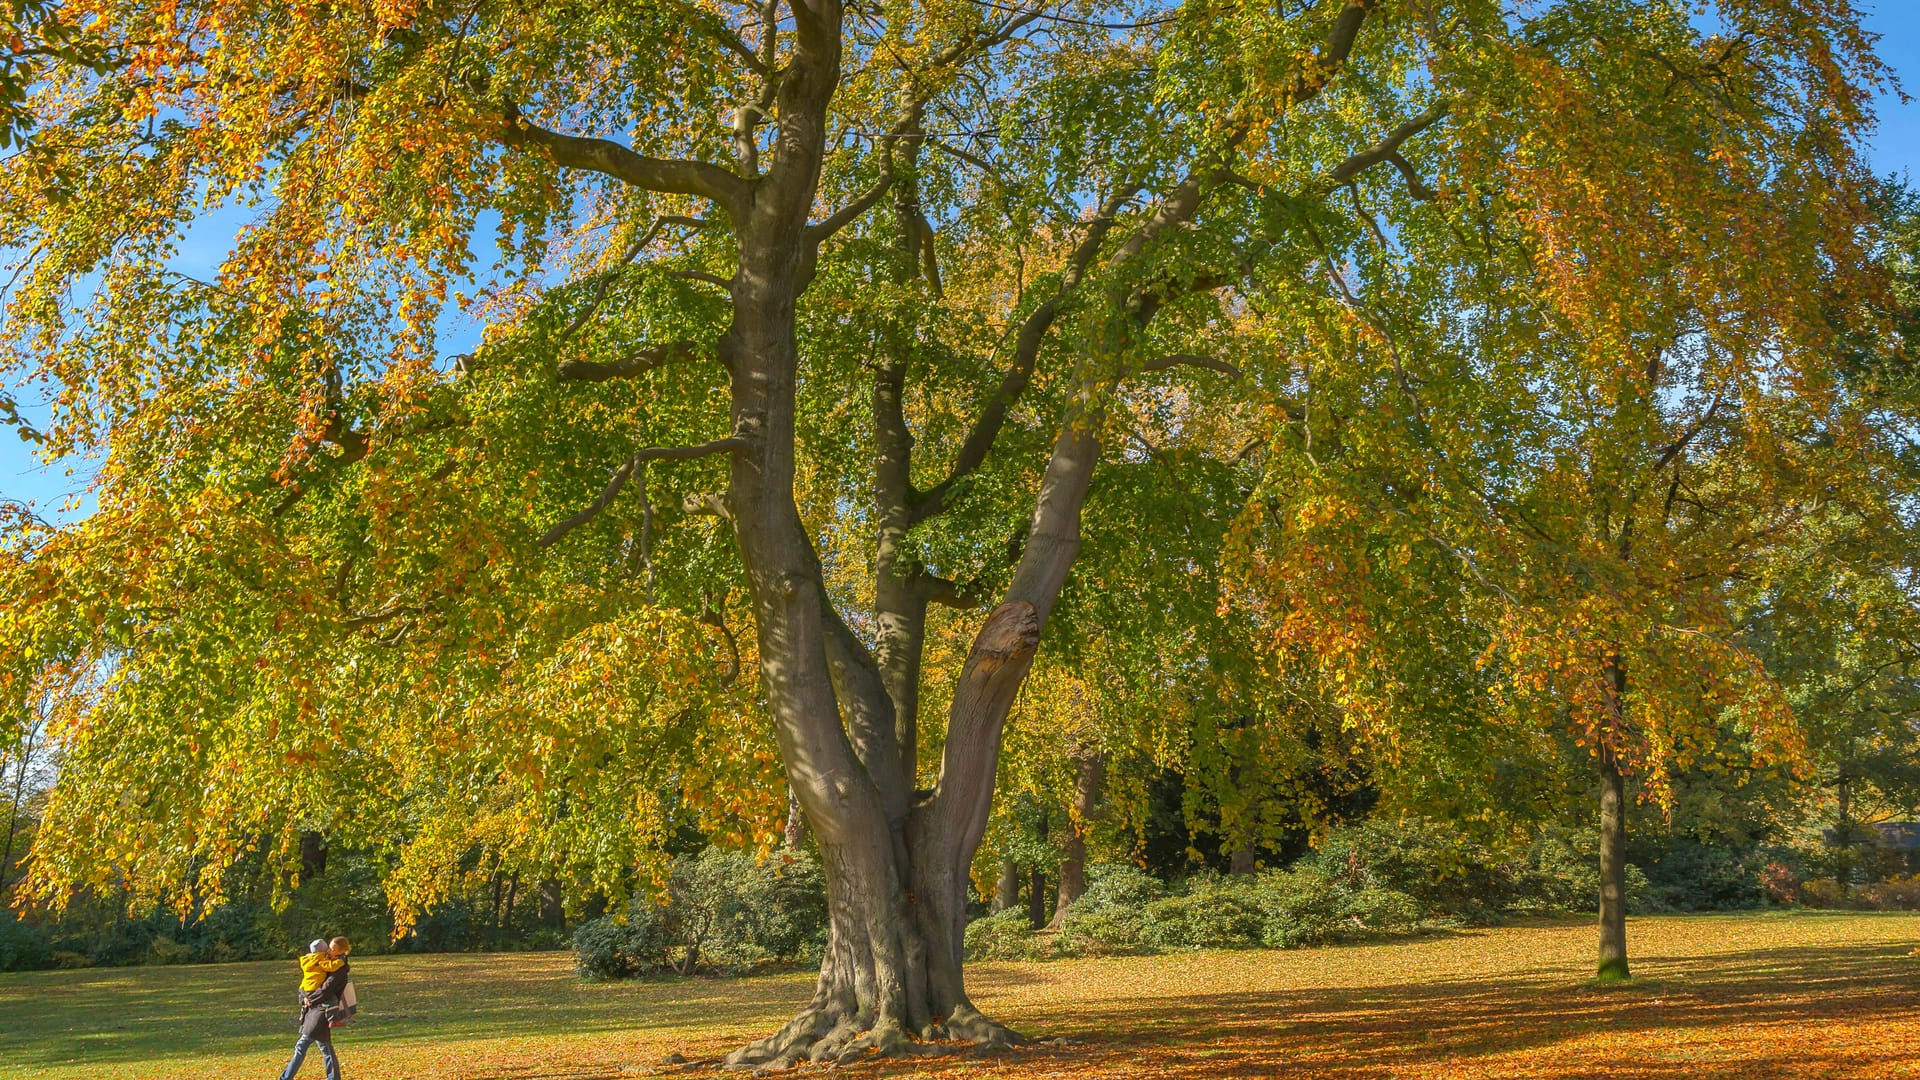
[316,960,351,1001]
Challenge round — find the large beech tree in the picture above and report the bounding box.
[0,0,1891,1065]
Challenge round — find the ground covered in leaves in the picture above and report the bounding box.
[2,911,1916,1079]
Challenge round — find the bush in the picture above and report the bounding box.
[1863,875,1920,911]
[964,908,1047,961]
[0,915,50,972]
[1634,838,1765,912]
[665,848,826,973]
[1759,861,1799,905]
[1139,880,1266,951]
[1074,862,1166,913]
[572,903,673,980]
[1241,869,1423,949]
[571,847,828,979]
[1303,818,1523,923]
[1055,909,1148,958]
[1800,874,1920,911]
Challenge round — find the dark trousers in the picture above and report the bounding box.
[279,1012,341,1080]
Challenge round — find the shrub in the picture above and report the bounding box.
[0,915,50,972]
[964,908,1047,961]
[1759,861,1799,905]
[663,847,827,973]
[1139,881,1266,950]
[1798,877,1849,909]
[1634,838,1765,912]
[1303,818,1523,923]
[1074,862,1166,914]
[572,903,673,980]
[571,847,830,979]
[1241,869,1422,948]
[1862,875,1920,911]
[1055,910,1149,958]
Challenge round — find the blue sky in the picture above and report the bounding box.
[5,5,1920,523]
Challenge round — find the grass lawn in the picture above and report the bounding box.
[3,911,1917,1079]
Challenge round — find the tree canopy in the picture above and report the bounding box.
[0,0,1909,1059]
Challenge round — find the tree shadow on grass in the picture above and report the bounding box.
[916,942,1920,1079]
[6,933,1916,1077]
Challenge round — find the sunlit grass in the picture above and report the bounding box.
[3,910,1916,1078]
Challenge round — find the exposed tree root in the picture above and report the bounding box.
[723,1005,1024,1072]
[938,1004,1024,1049]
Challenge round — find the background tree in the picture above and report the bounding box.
[1229,0,1892,981]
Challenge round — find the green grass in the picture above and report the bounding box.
[4,910,1918,1079]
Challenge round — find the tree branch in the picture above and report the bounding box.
[496,109,750,218]
[536,435,748,548]
[808,173,894,245]
[1141,353,1242,378]
[555,341,704,382]
[1325,102,1451,188]
[913,185,1142,523]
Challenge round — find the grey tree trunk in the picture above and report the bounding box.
[1597,749,1628,981]
[677,2,1382,1064]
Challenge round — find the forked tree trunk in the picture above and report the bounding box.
[707,6,1234,1061]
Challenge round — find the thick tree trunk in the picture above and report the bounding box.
[1048,748,1103,928]
[1027,868,1047,929]
[714,10,1228,1060]
[1597,749,1628,981]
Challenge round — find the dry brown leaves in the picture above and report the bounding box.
[3,912,1917,1079]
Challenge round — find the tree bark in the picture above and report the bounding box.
[1229,843,1258,876]
[1026,868,1047,929]
[784,788,808,852]
[1049,748,1103,927]
[993,857,1020,914]
[299,832,328,884]
[1597,748,1628,981]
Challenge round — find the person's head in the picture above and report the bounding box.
[308,938,328,955]
[329,936,351,958]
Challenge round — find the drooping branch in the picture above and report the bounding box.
[536,434,748,548]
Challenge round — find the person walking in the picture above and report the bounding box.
[279,936,352,1080]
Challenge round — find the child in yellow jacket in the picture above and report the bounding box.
[298,938,347,994]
